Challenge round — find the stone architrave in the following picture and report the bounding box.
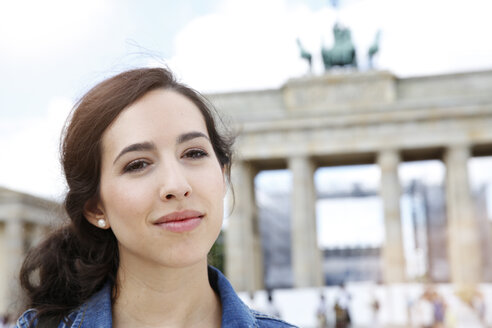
[445,145,482,286]
[378,150,406,283]
[225,161,263,292]
[288,156,323,287]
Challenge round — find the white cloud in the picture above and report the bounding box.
[167,0,322,92]
[167,0,492,94]
[0,97,72,200]
[370,0,492,76]
[0,0,111,57]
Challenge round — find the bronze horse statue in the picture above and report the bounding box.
[321,23,357,70]
[296,38,313,72]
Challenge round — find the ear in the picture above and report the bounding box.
[83,197,110,229]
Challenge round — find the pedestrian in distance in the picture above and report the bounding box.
[316,292,328,328]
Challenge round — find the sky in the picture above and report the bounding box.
[1,0,492,249]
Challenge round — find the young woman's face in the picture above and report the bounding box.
[96,89,226,269]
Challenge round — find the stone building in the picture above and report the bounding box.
[0,187,64,316]
[209,69,492,292]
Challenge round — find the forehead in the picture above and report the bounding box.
[102,89,208,150]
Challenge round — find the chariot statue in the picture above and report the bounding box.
[321,23,357,70]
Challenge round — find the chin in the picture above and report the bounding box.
[164,249,210,269]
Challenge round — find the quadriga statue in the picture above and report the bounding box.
[321,23,357,70]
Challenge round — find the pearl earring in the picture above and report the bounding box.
[97,218,106,228]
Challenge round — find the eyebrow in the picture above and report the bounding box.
[177,131,209,144]
[112,131,210,165]
[113,142,156,165]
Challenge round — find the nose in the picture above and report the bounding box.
[158,161,192,201]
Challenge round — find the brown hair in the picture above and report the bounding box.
[19,67,234,320]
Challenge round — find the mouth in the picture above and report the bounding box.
[153,210,204,233]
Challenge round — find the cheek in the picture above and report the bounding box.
[193,166,226,205]
[100,179,152,221]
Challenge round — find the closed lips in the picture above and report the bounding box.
[154,210,204,224]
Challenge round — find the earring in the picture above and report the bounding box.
[97,218,106,228]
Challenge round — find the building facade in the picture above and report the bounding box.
[209,70,492,292]
[0,187,64,316]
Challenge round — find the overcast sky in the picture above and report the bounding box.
[1,0,492,206]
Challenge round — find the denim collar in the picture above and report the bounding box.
[73,266,257,328]
[208,266,257,327]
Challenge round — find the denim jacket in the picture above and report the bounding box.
[16,266,297,328]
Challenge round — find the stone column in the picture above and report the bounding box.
[225,161,263,292]
[5,218,24,312]
[31,223,47,248]
[378,149,406,283]
[288,156,323,287]
[445,145,482,286]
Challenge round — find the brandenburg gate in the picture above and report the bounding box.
[208,70,492,291]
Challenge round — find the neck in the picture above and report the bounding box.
[112,259,221,328]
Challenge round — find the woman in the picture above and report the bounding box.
[16,67,296,328]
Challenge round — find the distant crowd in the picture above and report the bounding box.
[244,282,489,328]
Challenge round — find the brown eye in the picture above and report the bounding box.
[123,160,149,173]
[184,149,208,159]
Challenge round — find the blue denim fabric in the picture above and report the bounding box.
[16,266,297,327]
[16,281,112,328]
